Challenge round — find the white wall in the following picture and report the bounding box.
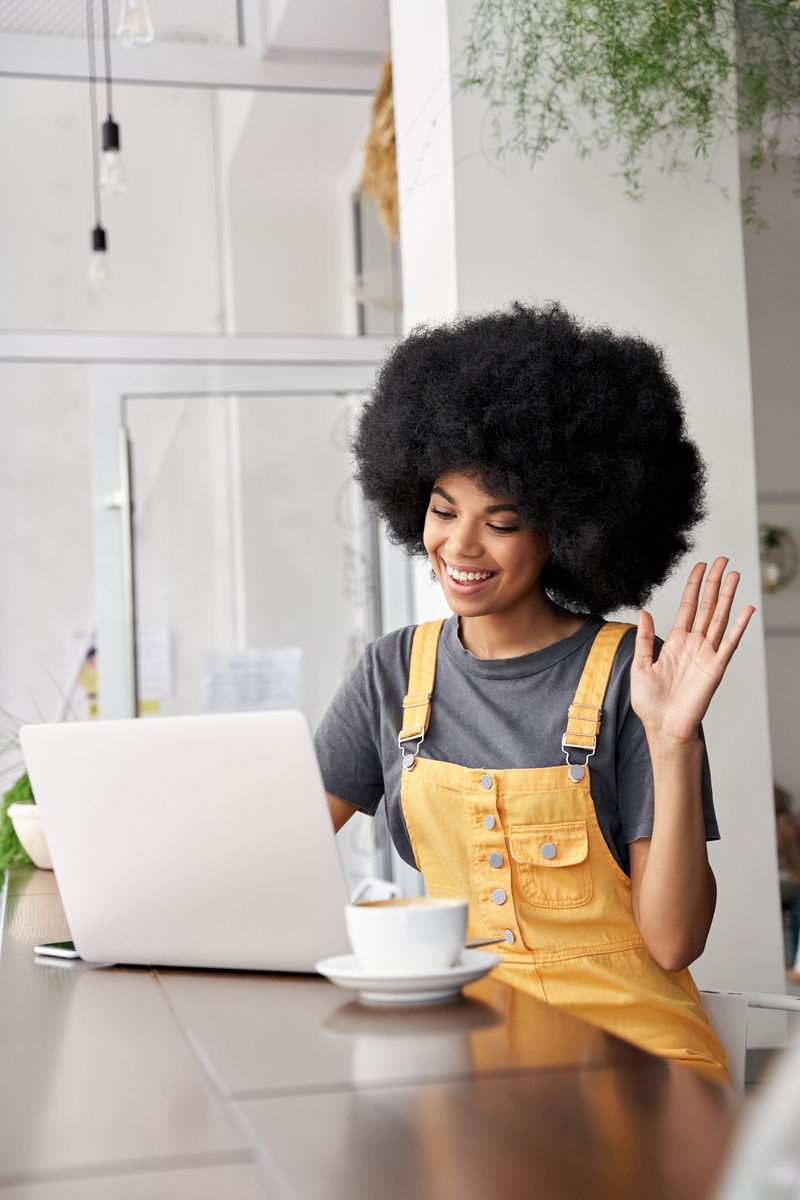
[741,156,800,808]
[390,0,785,1007]
[0,364,93,732]
[0,79,221,333]
[222,90,371,334]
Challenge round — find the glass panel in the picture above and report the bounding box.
[127,392,371,730]
[0,78,380,336]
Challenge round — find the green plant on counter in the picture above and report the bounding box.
[0,772,34,876]
[462,0,800,228]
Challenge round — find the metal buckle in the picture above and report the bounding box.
[561,732,598,755]
[561,735,595,783]
[562,702,601,770]
[402,691,431,708]
[398,726,425,772]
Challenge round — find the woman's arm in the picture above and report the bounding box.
[628,558,754,972]
[327,791,359,834]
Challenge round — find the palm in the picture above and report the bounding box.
[630,558,755,744]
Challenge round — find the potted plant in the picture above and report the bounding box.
[760,523,800,593]
[463,0,800,228]
[0,712,52,876]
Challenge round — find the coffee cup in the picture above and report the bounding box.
[344,896,468,974]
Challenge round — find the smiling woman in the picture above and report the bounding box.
[423,473,574,660]
[315,301,754,1089]
[353,301,706,614]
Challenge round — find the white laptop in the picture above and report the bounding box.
[20,711,351,972]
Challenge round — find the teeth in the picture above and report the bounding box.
[446,565,493,582]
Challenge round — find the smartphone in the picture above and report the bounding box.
[34,940,81,959]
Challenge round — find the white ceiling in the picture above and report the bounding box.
[265,0,389,58]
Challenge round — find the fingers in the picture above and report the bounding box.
[633,609,655,670]
[672,561,707,633]
[716,605,757,668]
[705,568,741,648]
[673,557,753,652]
[694,556,729,639]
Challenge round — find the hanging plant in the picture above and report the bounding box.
[462,0,800,228]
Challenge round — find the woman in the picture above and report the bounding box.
[315,302,753,1085]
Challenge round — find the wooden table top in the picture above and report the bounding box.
[0,866,734,1199]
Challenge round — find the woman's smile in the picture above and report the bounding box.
[422,472,551,627]
[441,558,498,593]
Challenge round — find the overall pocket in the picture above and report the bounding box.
[509,821,592,909]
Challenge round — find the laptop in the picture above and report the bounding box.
[20,711,351,972]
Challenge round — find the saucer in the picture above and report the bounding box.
[314,949,499,1005]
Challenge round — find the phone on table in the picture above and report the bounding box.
[34,940,81,959]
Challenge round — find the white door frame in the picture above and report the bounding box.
[0,332,402,719]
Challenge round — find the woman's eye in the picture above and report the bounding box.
[489,523,520,534]
[431,507,456,519]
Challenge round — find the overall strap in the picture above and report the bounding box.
[562,621,635,781]
[398,619,446,770]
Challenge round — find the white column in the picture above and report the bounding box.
[390,0,785,1013]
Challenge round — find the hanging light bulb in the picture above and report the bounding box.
[99,117,126,195]
[117,0,154,48]
[88,225,111,290]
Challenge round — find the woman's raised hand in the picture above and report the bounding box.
[630,558,755,745]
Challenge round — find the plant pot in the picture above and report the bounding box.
[8,803,53,870]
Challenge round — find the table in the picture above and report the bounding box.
[0,867,734,1199]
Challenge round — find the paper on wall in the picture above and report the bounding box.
[136,626,173,701]
[200,647,303,714]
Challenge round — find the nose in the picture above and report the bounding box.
[445,521,483,559]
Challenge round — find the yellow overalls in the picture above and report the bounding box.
[398,619,729,1087]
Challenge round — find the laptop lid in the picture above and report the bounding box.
[20,711,351,972]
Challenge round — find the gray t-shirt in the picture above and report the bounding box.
[314,615,718,876]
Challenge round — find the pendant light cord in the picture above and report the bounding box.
[100,0,113,117]
[86,0,102,229]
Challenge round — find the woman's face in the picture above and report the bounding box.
[422,472,550,621]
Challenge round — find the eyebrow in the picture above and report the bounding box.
[431,486,519,515]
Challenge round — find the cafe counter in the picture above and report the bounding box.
[0,867,733,1198]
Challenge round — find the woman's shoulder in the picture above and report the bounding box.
[357,623,418,691]
[607,622,664,667]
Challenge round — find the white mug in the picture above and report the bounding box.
[345,896,468,974]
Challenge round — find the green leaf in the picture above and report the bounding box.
[461,0,800,225]
[0,772,34,878]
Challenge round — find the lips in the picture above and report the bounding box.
[441,559,498,594]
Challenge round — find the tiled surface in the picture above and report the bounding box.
[0,868,734,1199]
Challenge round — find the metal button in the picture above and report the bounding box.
[491,889,506,905]
[488,852,503,868]
[480,773,492,790]
[484,814,495,830]
[540,842,557,860]
[503,929,515,945]
[568,764,585,783]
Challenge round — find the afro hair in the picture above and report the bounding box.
[353,301,706,614]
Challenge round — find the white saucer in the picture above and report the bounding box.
[315,949,499,1006]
